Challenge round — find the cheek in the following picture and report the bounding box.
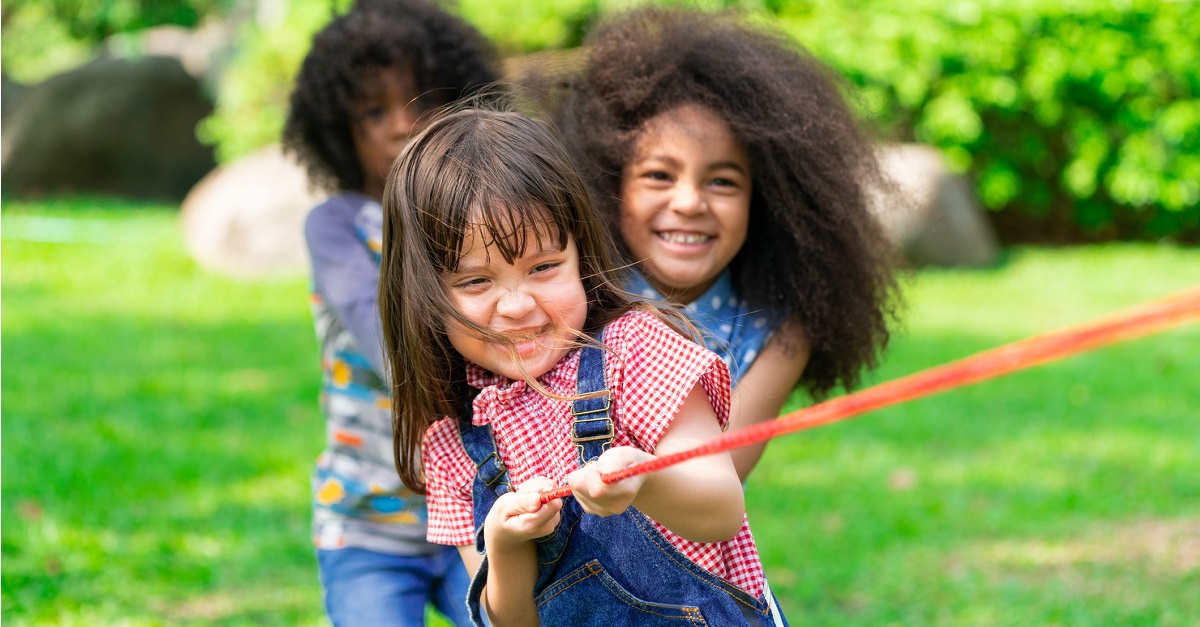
[618,199,654,256]
[443,322,471,359]
[723,199,751,250]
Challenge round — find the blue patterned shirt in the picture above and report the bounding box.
[625,269,784,384]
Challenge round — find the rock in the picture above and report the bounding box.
[179,144,328,279]
[1,56,216,200]
[870,144,1001,267]
[2,73,27,122]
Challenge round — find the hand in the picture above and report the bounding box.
[484,476,563,551]
[566,446,655,517]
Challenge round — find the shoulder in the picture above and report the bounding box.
[304,193,379,252]
[605,309,680,345]
[605,309,733,449]
[423,417,463,454]
[606,309,710,365]
[304,193,370,234]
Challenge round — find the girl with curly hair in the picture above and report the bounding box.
[556,7,901,480]
[281,1,497,624]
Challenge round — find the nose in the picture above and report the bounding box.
[667,183,706,217]
[495,285,536,320]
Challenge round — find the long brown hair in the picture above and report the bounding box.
[379,108,637,493]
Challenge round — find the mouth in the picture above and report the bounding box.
[495,325,554,356]
[656,231,713,245]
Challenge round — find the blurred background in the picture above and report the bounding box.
[3,0,1198,625]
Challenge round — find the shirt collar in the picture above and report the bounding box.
[460,348,578,386]
[626,268,737,315]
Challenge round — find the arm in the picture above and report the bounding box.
[305,202,389,376]
[475,478,563,627]
[568,383,745,543]
[728,319,810,480]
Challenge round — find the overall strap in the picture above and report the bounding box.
[457,394,511,496]
[570,332,614,465]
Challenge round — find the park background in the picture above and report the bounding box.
[2,0,1198,624]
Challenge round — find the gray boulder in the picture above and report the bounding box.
[869,144,1001,267]
[1,55,215,200]
[179,144,327,279]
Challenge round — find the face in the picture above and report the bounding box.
[351,66,421,200]
[619,103,752,305]
[443,216,589,381]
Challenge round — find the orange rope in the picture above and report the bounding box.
[540,286,1200,503]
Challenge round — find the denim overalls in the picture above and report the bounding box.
[456,340,788,626]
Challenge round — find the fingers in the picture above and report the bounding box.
[484,476,564,550]
[566,447,653,517]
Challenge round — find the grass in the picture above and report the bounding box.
[3,198,1198,625]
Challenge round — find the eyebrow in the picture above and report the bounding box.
[451,240,562,274]
[635,153,748,175]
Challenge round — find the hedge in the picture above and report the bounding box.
[198,0,1198,242]
[775,0,1199,242]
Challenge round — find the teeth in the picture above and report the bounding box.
[658,232,712,245]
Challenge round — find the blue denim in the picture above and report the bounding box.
[317,545,472,627]
[457,341,788,626]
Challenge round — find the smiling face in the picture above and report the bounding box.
[351,66,422,200]
[619,103,752,305]
[443,213,589,381]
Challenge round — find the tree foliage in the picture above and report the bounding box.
[3,0,1196,240]
[775,0,1200,241]
[1,0,236,82]
[2,0,233,40]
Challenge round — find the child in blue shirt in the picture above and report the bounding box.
[556,7,901,479]
[281,1,497,624]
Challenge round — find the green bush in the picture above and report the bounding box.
[775,0,1200,241]
[195,0,735,163]
[196,0,607,164]
[198,0,1198,241]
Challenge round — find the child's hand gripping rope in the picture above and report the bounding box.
[541,287,1200,503]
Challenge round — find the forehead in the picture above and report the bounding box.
[633,103,744,158]
[453,204,566,259]
[354,65,416,100]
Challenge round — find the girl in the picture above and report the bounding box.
[379,108,788,626]
[282,1,497,624]
[555,7,901,479]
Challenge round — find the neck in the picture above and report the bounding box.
[645,276,715,306]
[359,180,384,202]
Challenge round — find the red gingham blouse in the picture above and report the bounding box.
[423,310,766,597]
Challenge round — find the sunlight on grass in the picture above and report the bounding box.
[973,518,1199,575]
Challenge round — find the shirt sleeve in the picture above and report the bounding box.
[304,198,387,377]
[423,418,479,546]
[607,311,733,453]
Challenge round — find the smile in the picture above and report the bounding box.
[493,325,553,355]
[656,231,713,245]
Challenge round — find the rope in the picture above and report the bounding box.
[540,286,1200,503]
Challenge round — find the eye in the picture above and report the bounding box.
[531,261,561,274]
[453,276,490,290]
[358,105,386,122]
[710,172,748,191]
[644,170,671,182]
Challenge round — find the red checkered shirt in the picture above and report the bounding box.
[423,309,766,597]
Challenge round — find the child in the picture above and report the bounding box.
[281,1,498,624]
[378,108,789,626]
[555,7,900,479]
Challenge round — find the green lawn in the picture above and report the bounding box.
[3,199,1198,625]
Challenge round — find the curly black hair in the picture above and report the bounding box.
[282,0,499,192]
[555,7,901,399]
